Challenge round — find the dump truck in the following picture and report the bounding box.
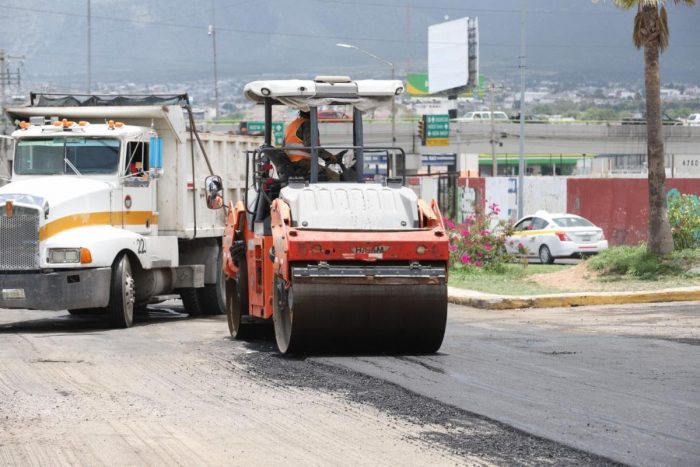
[213,77,449,354]
[0,94,257,326]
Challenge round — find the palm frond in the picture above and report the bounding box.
[658,5,670,50]
[611,0,639,9]
[633,10,645,48]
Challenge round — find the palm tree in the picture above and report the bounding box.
[605,0,695,254]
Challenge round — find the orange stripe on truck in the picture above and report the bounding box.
[39,211,158,240]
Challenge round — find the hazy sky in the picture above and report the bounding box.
[1,0,698,87]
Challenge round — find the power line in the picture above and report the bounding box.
[2,3,698,50]
[304,0,615,16]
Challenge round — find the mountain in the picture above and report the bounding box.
[1,0,698,87]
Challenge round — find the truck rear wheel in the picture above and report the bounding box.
[107,254,135,328]
[180,288,204,316]
[226,257,250,339]
[198,249,226,315]
[68,308,103,316]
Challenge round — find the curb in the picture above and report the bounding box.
[447,287,700,310]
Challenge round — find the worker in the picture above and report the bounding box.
[206,177,224,209]
[129,161,143,175]
[284,110,345,181]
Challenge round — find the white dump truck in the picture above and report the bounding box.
[0,94,256,326]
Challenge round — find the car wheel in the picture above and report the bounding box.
[539,245,555,264]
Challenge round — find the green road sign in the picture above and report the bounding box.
[244,121,285,146]
[245,121,265,134]
[272,122,284,146]
[422,114,450,145]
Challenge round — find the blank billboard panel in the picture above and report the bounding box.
[428,17,469,94]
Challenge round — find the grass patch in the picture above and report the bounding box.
[449,250,700,296]
[449,264,572,296]
[587,245,700,280]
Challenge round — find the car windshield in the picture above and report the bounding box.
[15,138,121,175]
[553,216,594,228]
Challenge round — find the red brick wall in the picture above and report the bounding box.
[567,179,700,246]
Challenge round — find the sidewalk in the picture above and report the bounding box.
[448,286,700,310]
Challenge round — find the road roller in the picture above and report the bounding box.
[215,76,449,354]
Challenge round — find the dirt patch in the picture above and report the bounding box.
[529,262,601,292]
[528,262,700,293]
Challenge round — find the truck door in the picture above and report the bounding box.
[121,140,157,236]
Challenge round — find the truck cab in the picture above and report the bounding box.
[0,94,256,327]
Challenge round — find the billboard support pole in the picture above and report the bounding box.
[518,1,527,219]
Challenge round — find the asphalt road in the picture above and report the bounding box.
[1,301,698,466]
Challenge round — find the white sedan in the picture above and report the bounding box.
[505,211,609,264]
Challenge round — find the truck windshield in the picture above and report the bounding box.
[14,138,121,175]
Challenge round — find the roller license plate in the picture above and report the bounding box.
[581,235,591,242]
[2,289,25,300]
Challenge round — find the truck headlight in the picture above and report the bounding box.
[48,248,81,264]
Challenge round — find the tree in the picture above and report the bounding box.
[602,0,695,254]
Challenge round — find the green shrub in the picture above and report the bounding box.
[588,245,700,279]
[446,202,514,273]
[667,191,700,250]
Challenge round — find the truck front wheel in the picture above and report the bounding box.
[107,254,135,328]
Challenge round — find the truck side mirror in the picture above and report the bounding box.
[205,175,224,210]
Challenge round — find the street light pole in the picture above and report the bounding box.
[336,43,397,171]
[209,0,220,119]
[87,0,91,93]
[517,0,527,219]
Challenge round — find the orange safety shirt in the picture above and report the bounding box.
[284,117,312,162]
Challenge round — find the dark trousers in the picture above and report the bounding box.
[290,159,340,182]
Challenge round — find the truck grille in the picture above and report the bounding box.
[0,206,40,270]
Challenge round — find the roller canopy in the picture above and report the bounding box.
[243,78,404,112]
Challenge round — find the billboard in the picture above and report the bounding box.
[406,73,429,96]
[428,17,479,94]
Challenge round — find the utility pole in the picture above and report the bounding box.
[517,0,527,219]
[391,62,396,147]
[209,0,220,119]
[488,82,497,177]
[0,50,23,135]
[87,0,92,93]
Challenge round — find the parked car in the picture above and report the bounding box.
[317,109,351,122]
[505,211,608,264]
[621,113,683,126]
[453,111,510,122]
[686,113,700,127]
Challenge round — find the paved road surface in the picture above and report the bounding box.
[1,301,698,466]
[322,302,700,466]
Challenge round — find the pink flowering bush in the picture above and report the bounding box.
[446,201,514,272]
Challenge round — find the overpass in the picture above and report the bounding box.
[208,120,700,174]
[317,121,700,156]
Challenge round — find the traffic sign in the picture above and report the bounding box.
[272,122,284,146]
[422,154,457,166]
[242,121,285,146]
[421,114,450,146]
